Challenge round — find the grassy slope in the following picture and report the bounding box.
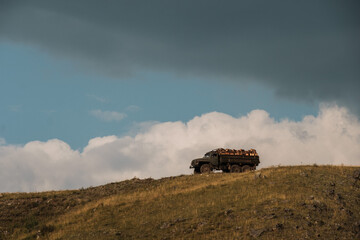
[1,166,360,240]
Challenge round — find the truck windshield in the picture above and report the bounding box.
[204,153,210,158]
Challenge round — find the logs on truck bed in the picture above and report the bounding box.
[215,148,258,156]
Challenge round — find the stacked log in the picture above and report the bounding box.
[215,148,258,156]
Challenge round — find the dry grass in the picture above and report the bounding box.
[1,165,360,239]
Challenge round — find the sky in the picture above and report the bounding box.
[0,0,359,192]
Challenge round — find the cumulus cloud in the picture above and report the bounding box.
[1,105,360,192]
[1,1,359,112]
[90,109,127,122]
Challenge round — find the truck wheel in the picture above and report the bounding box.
[242,165,251,172]
[200,164,211,174]
[230,164,241,173]
[194,168,200,174]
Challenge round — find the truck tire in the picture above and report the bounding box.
[200,164,211,174]
[230,164,241,173]
[242,165,251,172]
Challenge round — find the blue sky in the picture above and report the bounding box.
[0,41,318,149]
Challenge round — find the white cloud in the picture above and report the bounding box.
[1,105,360,192]
[86,94,107,103]
[83,135,118,153]
[8,105,22,112]
[90,109,127,122]
[126,105,141,112]
[0,138,5,146]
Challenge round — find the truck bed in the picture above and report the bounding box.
[219,155,259,165]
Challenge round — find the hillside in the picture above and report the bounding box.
[1,166,360,240]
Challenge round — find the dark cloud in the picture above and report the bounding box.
[1,0,359,112]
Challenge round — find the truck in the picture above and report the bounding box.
[190,148,260,174]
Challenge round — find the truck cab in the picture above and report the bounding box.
[190,150,218,173]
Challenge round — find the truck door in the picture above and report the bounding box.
[211,153,219,167]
